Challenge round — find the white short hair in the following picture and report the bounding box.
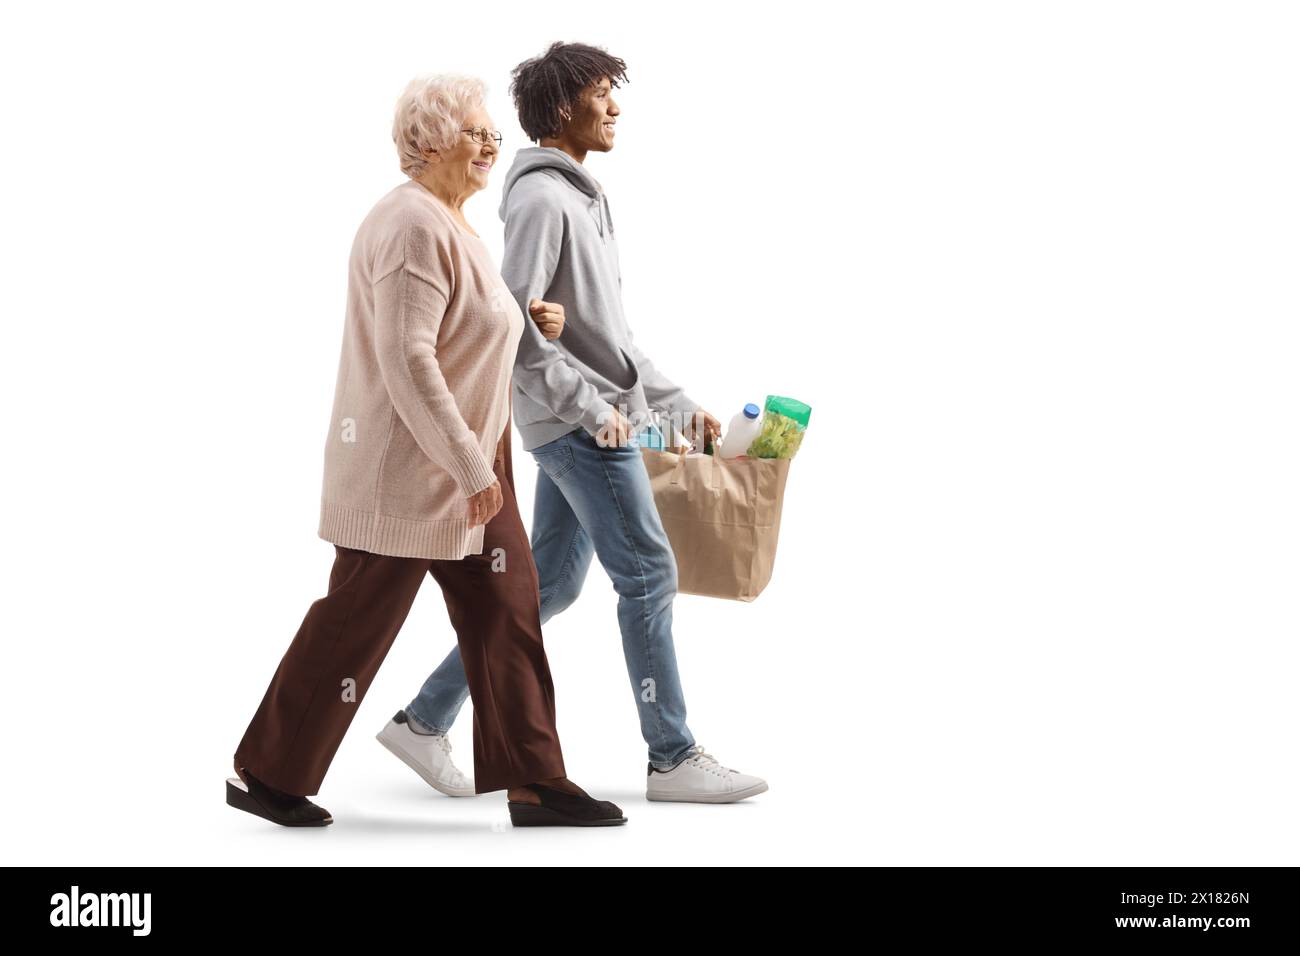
[392,73,488,179]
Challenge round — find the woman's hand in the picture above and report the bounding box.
[467,480,503,528]
[528,298,565,340]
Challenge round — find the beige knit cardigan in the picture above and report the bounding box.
[317,179,524,560]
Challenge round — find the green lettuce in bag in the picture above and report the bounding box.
[746,395,811,459]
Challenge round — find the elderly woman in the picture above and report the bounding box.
[227,74,624,828]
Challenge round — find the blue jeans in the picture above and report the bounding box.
[407,426,696,770]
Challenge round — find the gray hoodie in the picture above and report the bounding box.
[498,146,697,450]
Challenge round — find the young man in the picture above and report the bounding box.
[378,42,767,803]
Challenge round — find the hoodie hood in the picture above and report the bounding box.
[499,146,613,237]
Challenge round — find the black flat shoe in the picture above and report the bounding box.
[226,771,333,827]
[508,783,627,827]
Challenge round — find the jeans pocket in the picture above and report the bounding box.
[532,441,576,481]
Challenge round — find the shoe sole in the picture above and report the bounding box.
[645,781,769,804]
[225,778,333,827]
[376,726,476,797]
[507,802,627,827]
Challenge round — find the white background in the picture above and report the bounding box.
[2,1,1296,865]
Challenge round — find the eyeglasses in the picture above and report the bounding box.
[460,127,502,147]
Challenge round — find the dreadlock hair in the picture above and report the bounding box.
[510,42,629,143]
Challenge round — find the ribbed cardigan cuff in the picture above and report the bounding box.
[444,442,498,498]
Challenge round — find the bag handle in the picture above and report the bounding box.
[668,453,687,485]
[710,453,725,492]
[667,451,724,495]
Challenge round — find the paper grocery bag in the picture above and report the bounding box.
[640,449,792,602]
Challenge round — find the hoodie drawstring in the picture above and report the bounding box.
[602,194,614,238]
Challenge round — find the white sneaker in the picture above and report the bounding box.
[376,710,475,797]
[645,746,768,803]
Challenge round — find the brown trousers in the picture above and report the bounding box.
[234,419,565,795]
